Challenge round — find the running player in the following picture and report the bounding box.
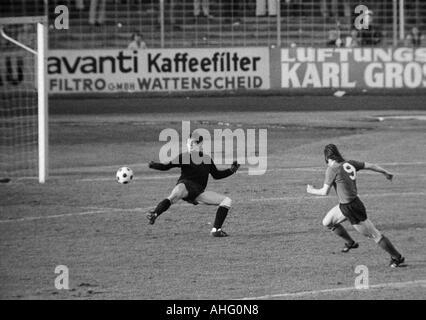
[306,144,405,267]
[146,132,240,237]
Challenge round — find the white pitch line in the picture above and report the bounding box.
[1,191,426,224]
[0,207,148,224]
[75,167,321,182]
[238,279,426,300]
[75,168,426,183]
[78,174,180,182]
[59,160,426,173]
[75,169,320,182]
[0,210,108,223]
[15,170,426,183]
[10,161,426,182]
[0,203,196,224]
[252,191,426,202]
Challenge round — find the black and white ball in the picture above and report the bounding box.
[116,167,134,184]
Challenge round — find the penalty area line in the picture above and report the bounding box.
[238,279,426,300]
[1,191,426,224]
[251,191,426,202]
[0,203,195,224]
[11,161,426,182]
[0,206,150,224]
[0,209,109,224]
[1,191,425,224]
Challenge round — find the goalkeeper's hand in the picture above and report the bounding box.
[230,161,240,173]
[148,161,160,170]
[384,171,394,181]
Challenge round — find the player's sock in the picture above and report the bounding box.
[154,199,171,217]
[332,224,355,245]
[378,236,402,260]
[213,206,229,229]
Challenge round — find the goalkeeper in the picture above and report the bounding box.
[146,132,240,237]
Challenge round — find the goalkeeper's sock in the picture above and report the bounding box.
[332,224,355,245]
[154,199,171,216]
[378,236,402,260]
[213,206,229,229]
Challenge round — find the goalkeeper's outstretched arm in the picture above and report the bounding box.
[210,161,240,179]
[363,162,394,181]
[148,161,179,171]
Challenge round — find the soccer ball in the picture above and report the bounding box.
[116,167,134,184]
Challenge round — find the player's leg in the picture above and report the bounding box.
[167,183,190,204]
[195,191,232,237]
[352,219,404,267]
[146,183,189,224]
[193,0,200,16]
[88,0,97,24]
[256,0,266,16]
[322,205,358,252]
[201,0,210,16]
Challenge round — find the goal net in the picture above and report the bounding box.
[0,16,48,183]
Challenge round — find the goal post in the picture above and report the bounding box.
[0,16,48,183]
[37,19,48,184]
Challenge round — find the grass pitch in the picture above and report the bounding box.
[1,95,426,299]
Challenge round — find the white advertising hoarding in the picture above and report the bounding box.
[48,48,270,93]
[281,47,426,89]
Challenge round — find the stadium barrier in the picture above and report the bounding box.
[2,47,426,94]
[0,49,35,91]
[46,48,270,93]
[279,47,426,89]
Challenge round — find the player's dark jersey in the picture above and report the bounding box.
[150,152,234,189]
[324,160,365,204]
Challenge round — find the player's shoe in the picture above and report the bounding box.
[341,241,359,253]
[389,256,405,268]
[146,210,158,225]
[211,229,228,237]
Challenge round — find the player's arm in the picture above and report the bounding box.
[148,154,181,171]
[363,162,394,180]
[210,160,240,179]
[307,166,335,196]
[306,183,331,196]
[148,161,178,171]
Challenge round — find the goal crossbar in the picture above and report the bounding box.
[0,16,47,26]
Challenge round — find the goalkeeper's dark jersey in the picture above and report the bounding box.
[151,152,234,189]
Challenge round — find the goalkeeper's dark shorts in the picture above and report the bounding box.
[177,179,205,205]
